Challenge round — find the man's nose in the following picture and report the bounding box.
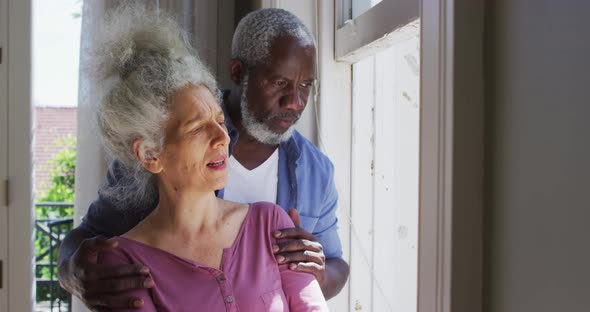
[280,87,306,110]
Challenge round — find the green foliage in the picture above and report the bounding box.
[39,135,76,202]
[35,136,76,302]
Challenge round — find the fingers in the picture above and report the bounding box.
[289,261,323,273]
[288,208,301,227]
[273,238,323,255]
[78,236,119,264]
[273,227,316,241]
[288,261,325,284]
[92,264,150,280]
[83,275,154,296]
[276,250,325,266]
[86,294,145,310]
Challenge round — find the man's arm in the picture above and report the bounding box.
[57,228,152,310]
[57,160,155,310]
[322,258,349,299]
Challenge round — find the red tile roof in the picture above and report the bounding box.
[34,107,77,197]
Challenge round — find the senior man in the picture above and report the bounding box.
[58,8,349,310]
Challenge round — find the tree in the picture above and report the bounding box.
[35,136,76,302]
[36,135,76,218]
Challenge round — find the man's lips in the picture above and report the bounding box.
[271,115,300,127]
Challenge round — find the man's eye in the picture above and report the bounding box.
[274,80,287,87]
[301,82,313,88]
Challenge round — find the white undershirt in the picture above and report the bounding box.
[223,148,279,204]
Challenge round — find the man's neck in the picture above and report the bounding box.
[232,132,278,170]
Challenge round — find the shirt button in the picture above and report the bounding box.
[225,295,234,303]
[219,274,226,281]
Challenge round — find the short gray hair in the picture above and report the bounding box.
[231,8,315,67]
[90,3,218,210]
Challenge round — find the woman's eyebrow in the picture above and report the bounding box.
[183,113,204,127]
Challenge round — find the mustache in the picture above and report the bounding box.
[266,111,302,121]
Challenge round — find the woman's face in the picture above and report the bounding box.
[157,84,229,194]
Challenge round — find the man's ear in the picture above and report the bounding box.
[229,59,244,85]
[132,139,162,174]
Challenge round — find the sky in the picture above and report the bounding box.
[33,0,82,107]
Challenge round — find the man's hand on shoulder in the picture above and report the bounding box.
[273,208,350,299]
[273,209,327,285]
[58,235,153,311]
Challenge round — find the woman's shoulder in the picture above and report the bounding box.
[249,201,282,216]
[97,237,138,265]
[249,202,294,228]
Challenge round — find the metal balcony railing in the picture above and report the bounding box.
[35,202,74,312]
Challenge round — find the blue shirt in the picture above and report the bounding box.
[81,92,343,259]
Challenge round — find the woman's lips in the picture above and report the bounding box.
[206,155,227,170]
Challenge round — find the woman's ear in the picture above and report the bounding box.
[132,138,162,174]
[229,59,244,85]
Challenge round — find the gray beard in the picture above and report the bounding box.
[239,74,296,145]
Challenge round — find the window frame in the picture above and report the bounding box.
[419,0,485,311]
[335,0,419,62]
[252,1,485,311]
[3,0,34,311]
[332,0,485,311]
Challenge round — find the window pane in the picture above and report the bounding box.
[33,0,81,309]
[352,0,383,19]
[349,21,419,312]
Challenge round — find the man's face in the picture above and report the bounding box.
[240,36,317,145]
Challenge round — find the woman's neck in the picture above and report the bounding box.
[146,183,224,238]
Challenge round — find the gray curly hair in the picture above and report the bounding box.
[91,3,219,210]
[231,8,315,67]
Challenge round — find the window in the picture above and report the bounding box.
[348,31,419,311]
[335,0,420,311]
[32,0,82,310]
[336,0,418,62]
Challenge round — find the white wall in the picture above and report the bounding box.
[485,1,590,311]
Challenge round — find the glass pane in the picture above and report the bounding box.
[352,0,383,19]
[33,0,81,310]
[349,20,420,311]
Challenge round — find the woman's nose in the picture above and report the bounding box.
[211,122,230,148]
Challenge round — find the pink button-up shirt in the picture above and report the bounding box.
[98,202,328,311]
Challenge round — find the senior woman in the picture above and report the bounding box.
[91,5,328,312]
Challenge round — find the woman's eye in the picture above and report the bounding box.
[190,127,203,134]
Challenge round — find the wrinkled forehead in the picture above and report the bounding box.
[169,85,222,120]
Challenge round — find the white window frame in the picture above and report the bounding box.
[269,0,484,311]
[344,4,421,312]
[419,1,485,311]
[335,0,419,63]
[0,0,8,307]
[2,0,34,311]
